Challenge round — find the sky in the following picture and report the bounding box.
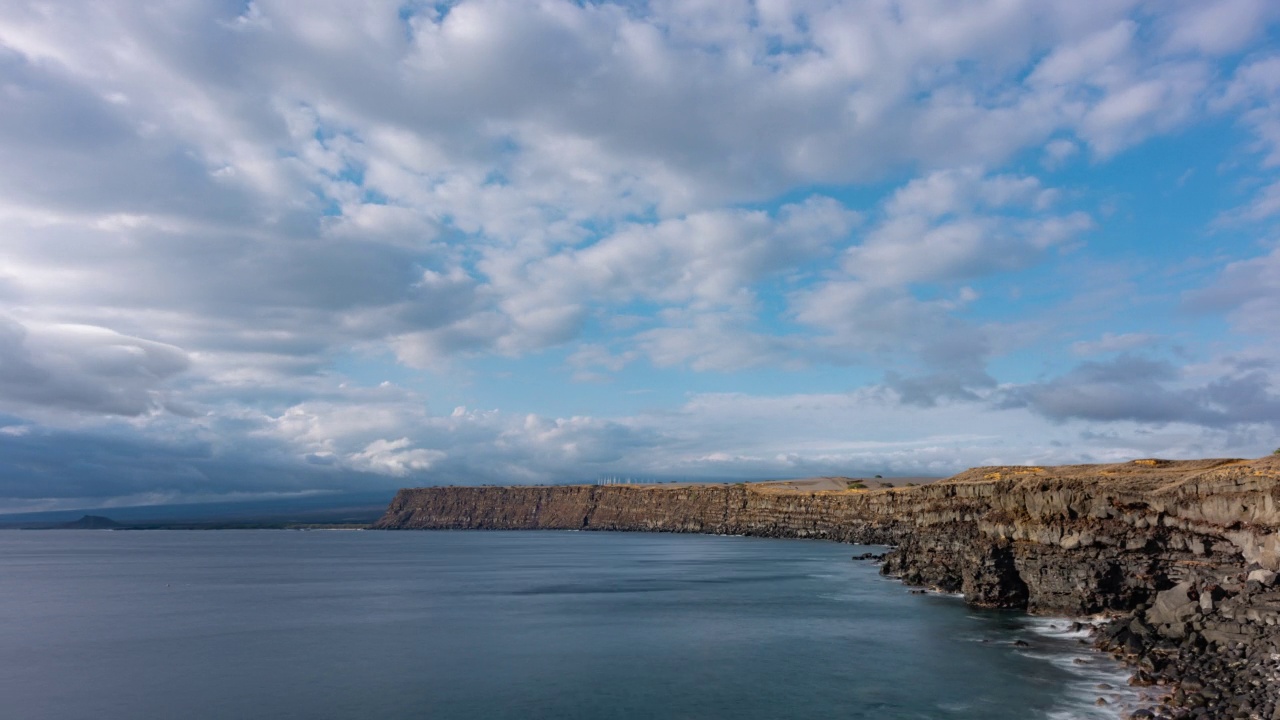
[1,0,1279,513]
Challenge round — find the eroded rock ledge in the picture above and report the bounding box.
[376,455,1280,719]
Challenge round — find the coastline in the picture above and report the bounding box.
[861,562,1153,719]
[375,455,1280,720]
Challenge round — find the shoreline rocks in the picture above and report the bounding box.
[375,455,1280,719]
[1091,565,1280,720]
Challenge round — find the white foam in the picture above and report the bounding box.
[1018,616,1153,720]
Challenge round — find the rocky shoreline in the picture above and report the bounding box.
[1090,571,1280,719]
[376,455,1280,720]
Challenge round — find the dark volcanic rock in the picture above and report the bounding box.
[376,455,1280,718]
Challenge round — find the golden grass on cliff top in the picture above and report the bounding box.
[944,456,1280,494]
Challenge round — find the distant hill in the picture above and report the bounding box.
[0,491,395,528]
[58,515,125,530]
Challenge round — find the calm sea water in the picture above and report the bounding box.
[0,530,1143,719]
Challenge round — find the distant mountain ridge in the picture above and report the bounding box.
[0,491,394,527]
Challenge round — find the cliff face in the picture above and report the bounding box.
[376,456,1280,717]
[377,456,1280,615]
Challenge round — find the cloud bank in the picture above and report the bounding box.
[1,0,1279,510]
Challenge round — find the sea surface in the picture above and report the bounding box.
[0,530,1145,719]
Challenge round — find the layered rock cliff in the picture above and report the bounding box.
[377,457,1279,612]
[376,455,1280,719]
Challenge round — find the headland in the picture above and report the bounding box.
[376,455,1280,719]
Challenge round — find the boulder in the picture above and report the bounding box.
[1248,569,1278,587]
[1148,581,1198,626]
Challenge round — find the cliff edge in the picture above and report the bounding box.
[377,455,1280,719]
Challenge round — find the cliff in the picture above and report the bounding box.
[377,456,1280,719]
[378,457,1279,611]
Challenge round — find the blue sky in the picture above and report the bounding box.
[1,0,1280,512]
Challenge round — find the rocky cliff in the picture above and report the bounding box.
[376,455,1280,719]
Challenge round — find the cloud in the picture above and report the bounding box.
[1001,355,1280,427]
[1,363,1276,513]
[0,418,342,508]
[0,1,1279,509]
[1028,20,1136,87]
[1211,54,1280,215]
[0,316,189,417]
[1042,138,1080,168]
[1182,244,1280,334]
[1230,180,1280,223]
[1161,0,1278,56]
[791,168,1090,401]
[845,168,1090,288]
[566,344,639,382]
[0,0,1232,233]
[0,1,1242,387]
[653,386,1269,476]
[346,438,446,477]
[255,390,669,484]
[633,311,796,372]
[392,196,859,367]
[1070,332,1160,356]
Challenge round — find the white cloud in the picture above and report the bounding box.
[1042,138,1079,168]
[633,311,796,372]
[653,385,1272,475]
[0,1,1278,507]
[1161,0,1277,56]
[848,168,1088,286]
[1077,62,1212,157]
[0,1,1239,375]
[884,166,1053,218]
[1183,244,1280,335]
[518,196,858,311]
[0,316,189,417]
[1070,332,1160,356]
[1215,55,1280,174]
[567,344,639,382]
[1221,179,1280,224]
[253,390,667,483]
[1033,20,1135,83]
[793,169,1091,384]
[389,196,858,367]
[347,438,446,477]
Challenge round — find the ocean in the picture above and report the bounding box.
[0,530,1146,719]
